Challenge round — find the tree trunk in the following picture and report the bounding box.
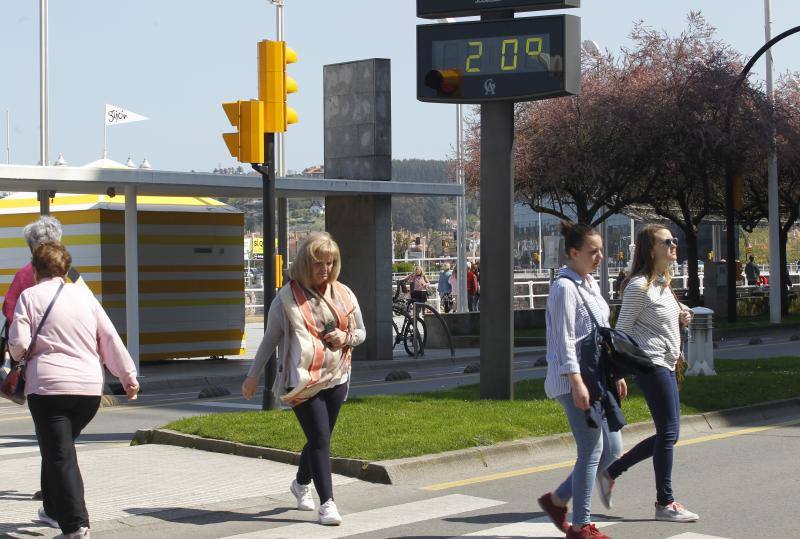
[685,228,701,306]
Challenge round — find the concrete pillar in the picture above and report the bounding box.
[324,59,393,361]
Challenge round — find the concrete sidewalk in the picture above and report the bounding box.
[1,444,358,537]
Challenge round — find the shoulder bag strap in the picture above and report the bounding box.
[558,275,601,329]
[20,281,65,366]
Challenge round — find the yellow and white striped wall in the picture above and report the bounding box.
[0,193,246,361]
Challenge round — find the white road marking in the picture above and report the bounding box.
[665,534,730,539]
[219,494,505,539]
[452,517,618,538]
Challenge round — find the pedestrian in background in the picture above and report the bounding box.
[437,263,453,313]
[603,225,699,523]
[538,222,625,539]
[242,232,365,526]
[745,255,760,286]
[467,263,479,311]
[473,261,481,310]
[405,265,430,304]
[11,242,139,537]
[448,267,459,311]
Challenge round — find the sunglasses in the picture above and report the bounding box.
[662,238,679,247]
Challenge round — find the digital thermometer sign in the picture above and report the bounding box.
[417,15,580,103]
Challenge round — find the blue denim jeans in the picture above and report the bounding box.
[554,393,624,527]
[606,366,680,505]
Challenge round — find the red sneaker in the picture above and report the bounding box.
[566,523,612,539]
[537,492,569,533]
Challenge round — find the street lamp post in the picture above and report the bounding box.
[39,0,50,215]
[764,0,781,323]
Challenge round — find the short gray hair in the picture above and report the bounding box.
[23,216,63,251]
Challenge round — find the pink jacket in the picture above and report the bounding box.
[2,263,36,322]
[9,277,138,396]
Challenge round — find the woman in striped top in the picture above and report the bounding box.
[602,225,699,523]
[537,222,626,539]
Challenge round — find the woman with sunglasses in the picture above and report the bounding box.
[601,225,699,523]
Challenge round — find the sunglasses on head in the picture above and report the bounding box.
[662,238,679,247]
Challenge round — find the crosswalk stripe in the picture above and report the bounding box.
[665,534,730,539]
[190,401,262,410]
[219,494,505,539]
[452,517,618,538]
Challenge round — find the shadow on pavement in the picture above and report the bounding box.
[122,505,307,526]
[0,489,36,501]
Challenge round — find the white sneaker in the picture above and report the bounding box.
[595,470,615,509]
[318,499,342,526]
[655,501,699,522]
[290,479,315,511]
[37,506,59,528]
[54,527,90,538]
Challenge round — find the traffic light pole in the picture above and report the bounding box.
[254,133,279,410]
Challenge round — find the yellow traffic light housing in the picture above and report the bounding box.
[222,100,265,164]
[258,40,298,133]
[424,68,463,97]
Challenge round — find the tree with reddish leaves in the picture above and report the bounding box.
[630,14,772,305]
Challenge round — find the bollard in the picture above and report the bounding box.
[686,307,716,376]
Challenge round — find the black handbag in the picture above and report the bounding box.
[0,282,65,405]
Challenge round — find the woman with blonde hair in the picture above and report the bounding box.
[404,265,430,304]
[242,232,365,526]
[603,225,699,523]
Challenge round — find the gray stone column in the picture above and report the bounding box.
[324,59,393,361]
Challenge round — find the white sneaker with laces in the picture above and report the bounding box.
[290,479,315,511]
[655,501,699,522]
[54,527,90,538]
[318,499,342,526]
[37,506,59,528]
[595,470,615,509]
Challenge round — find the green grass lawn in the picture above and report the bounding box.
[164,357,800,462]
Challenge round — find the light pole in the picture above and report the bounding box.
[39,0,50,215]
[438,17,469,312]
[270,0,289,274]
[764,0,781,323]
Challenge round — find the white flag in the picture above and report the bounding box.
[105,104,149,126]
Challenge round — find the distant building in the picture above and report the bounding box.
[300,165,324,177]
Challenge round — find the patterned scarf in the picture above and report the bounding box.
[278,279,355,406]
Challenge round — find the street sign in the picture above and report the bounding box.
[542,235,565,269]
[417,15,580,103]
[417,0,579,19]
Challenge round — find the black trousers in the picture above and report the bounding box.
[28,394,100,533]
[292,382,347,503]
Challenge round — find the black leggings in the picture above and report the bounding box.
[28,394,100,534]
[292,382,348,502]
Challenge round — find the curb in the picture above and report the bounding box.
[132,396,800,486]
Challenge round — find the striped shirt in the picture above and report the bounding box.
[616,275,682,371]
[544,267,610,399]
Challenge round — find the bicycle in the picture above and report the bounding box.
[392,280,428,356]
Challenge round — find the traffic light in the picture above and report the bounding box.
[222,100,264,164]
[424,68,463,97]
[258,40,298,133]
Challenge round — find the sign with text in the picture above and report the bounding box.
[417,15,580,103]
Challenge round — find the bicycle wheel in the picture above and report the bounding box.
[402,316,427,356]
[391,319,401,351]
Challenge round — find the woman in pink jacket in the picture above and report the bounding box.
[10,243,139,539]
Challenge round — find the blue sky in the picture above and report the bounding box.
[2,1,800,173]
